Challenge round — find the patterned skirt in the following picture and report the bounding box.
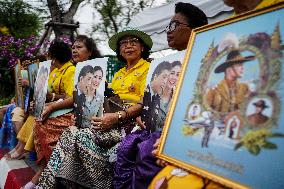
[34,113,75,165]
[37,126,121,189]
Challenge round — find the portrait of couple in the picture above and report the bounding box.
[73,60,106,128]
[27,63,39,90]
[142,58,182,132]
[33,61,51,119]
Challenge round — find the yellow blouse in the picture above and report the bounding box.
[48,61,75,97]
[111,58,150,104]
[231,0,284,16]
[149,165,226,189]
[255,0,284,9]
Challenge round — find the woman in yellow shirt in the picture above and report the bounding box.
[25,40,76,188]
[22,36,102,189]
[36,27,153,189]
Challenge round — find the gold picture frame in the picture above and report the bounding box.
[158,3,284,189]
[14,60,24,109]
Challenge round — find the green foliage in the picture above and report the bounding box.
[93,0,123,38]
[234,129,284,156]
[234,141,243,150]
[262,141,277,149]
[0,0,42,98]
[0,95,13,106]
[0,0,42,38]
[0,35,41,98]
[93,0,154,42]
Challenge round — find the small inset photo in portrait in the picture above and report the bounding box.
[187,103,201,120]
[225,115,242,140]
[246,97,273,127]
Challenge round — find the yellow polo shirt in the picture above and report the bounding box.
[111,58,150,104]
[231,0,284,16]
[48,61,75,97]
[255,0,284,9]
[149,165,226,189]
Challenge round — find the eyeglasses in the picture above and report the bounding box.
[119,38,140,47]
[165,20,190,32]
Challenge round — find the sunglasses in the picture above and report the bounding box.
[119,38,140,47]
[165,20,190,32]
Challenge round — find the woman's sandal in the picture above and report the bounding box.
[6,150,28,160]
[3,148,17,158]
[21,181,36,189]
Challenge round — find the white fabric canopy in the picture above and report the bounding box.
[128,0,233,52]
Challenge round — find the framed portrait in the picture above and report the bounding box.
[158,3,284,189]
[33,60,51,120]
[141,51,185,131]
[27,63,39,90]
[73,58,107,128]
[14,60,24,109]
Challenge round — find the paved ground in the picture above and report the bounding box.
[0,149,36,189]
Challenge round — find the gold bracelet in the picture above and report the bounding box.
[51,93,55,102]
[117,111,123,122]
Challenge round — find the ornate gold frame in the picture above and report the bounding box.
[158,2,284,189]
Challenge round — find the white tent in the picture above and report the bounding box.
[128,0,233,52]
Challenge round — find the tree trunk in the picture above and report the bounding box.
[47,0,84,41]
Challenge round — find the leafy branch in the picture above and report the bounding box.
[234,129,284,155]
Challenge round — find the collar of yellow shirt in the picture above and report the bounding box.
[119,58,148,74]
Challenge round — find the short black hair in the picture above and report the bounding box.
[151,61,171,82]
[115,37,151,63]
[48,40,72,64]
[74,35,101,59]
[175,2,208,29]
[93,66,103,77]
[78,65,94,83]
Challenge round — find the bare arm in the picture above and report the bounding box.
[92,103,143,131]
[41,97,73,121]
[46,91,67,102]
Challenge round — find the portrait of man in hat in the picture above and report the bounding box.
[205,50,255,113]
[248,99,270,126]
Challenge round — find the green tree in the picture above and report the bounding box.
[23,0,156,47]
[45,0,84,40]
[24,0,86,47]
[93,0,155,42]
[0,0,42,38]
[0,0,42,101]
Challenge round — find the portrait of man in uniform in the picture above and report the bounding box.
[247,99,270,126]
[205,50,255,113]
